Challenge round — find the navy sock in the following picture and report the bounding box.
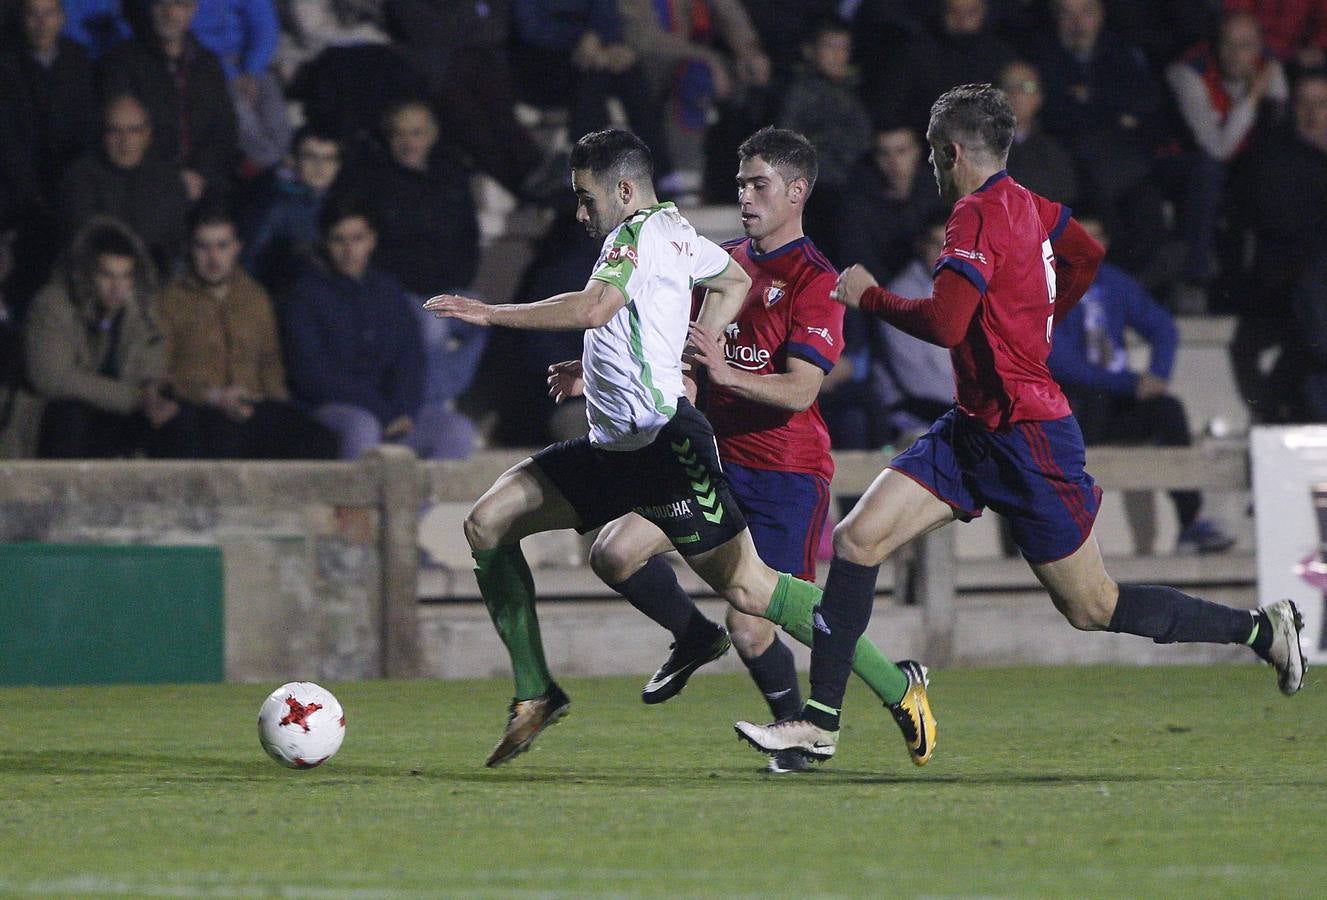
[1108,583,1255,645]
[806,555,880,727]
[740,637,801,721]
[609,554,711,642]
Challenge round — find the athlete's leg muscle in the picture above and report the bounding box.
[834,469,959,566]
[726,607,776,658]
[464,458,581,550]
[588,513,673,583]
[1028,527,1120,630]
[685,529,781,617]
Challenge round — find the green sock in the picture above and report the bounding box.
[765,572,909,706]
[473,544,552,700]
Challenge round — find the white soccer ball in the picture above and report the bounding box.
[257,682,346,769]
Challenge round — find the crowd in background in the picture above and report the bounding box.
[2,0,1327,468]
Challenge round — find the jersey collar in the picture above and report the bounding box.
[975,170,1009,193]
[748,235,809,261]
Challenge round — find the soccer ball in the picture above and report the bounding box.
[257,682,346,769]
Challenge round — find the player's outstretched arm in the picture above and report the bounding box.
[424,280,626,331]
[691,259,752,339]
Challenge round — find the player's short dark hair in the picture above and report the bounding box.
[928,83,1016,162]
[187,200,237,239]
[738,126,819,192]
[318,194,377,237]
[569,128,654,184]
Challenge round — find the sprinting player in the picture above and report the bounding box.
[426,129,930,768]
[586,127,907,774]
[735,83,1307,767]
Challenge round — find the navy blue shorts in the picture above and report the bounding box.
[889,408,1103,564]
[725,462,831,581]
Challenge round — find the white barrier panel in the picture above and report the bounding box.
[1252,426,1327,663]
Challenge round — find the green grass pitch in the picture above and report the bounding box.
[1,665,1323,898]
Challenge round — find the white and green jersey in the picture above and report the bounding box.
[583,202,730,449]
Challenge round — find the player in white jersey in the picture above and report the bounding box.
[427,130,919,769]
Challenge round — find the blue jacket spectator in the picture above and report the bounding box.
[60,0,131,57]
[190,0,278,79]
[1048,216,1234,555]
[512,0,623,49]
[1048,261,1178,397]
[282,260,424,430]
[240,126,341,294]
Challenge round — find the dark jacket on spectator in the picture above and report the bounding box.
[340,146,478,295]
[59,148,189,272]
[287,43,428,152]
[835,157,945,283]
[24,216,164,413]
[879,26,1018,132]
[98,32,238,192]
[1246,126,1327,319]
[280,258,424,425]
[0,36,99,203]
[240,174,325,295]
[1033,30,1161,144]
[777,66,873,191]
[1007,128,1079,205]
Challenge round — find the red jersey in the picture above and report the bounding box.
[691,236,843,481]
[936,172,1075,427]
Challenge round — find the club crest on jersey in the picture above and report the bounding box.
[764,280,787,307]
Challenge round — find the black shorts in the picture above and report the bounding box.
[531,399,747,555]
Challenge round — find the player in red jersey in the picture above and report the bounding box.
[736,84,1306,768]
[583,127,930,772]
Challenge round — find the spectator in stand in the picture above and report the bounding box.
[1166,11,1287,307]
[4,0,98,203]
[99,0,238,201]
[284,31,426,160]
[1237,67,1327,422]
[836,124,944,280]
[509,0,669,173]
[273,0,390,84]
[240,123,341,295]
[0,0,100,313]
[25,215,203,457]
[59,0,131,57]
[339,100,478,300]
[843,0,925,112]
[1226,0,1327,70]
[1293,250,1327,420]
[189,0,290,176]
[1033,0,1167,278]
[157,203,336,458]
[876,0,1018,134]
[777,16,871,262]
[60,93,189,272]
[872,213,958,438]
[339,100,483,441]
[1000,58,1080,205]
[1048,213,1236,555]
[383,0,559,202]
[738,0,839,85]
[281,197,475,460]
[618,0,770,203]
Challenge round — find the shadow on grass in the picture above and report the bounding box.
[5,751,1321,791]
